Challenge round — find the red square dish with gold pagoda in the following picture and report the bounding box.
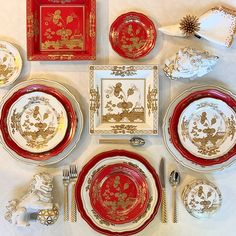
[27,0,96,61]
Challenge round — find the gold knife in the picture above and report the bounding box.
[159,158,167,223]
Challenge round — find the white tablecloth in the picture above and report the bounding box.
[0,0,236,235]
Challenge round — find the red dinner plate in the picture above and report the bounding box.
[75,149,162,236]
[109,12,157,59]
[169,89,236,166]
[89,163,149,224]
[0,84,77,161]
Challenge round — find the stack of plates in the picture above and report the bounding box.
[0,79,83,166]
[163,85,236,172]
[75,150,162,235]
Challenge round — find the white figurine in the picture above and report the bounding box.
[5,173,55,227]
[163,47,219,80]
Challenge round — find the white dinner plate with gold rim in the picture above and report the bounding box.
[163,85,236,172]
[182,179,222,218]
[7,91,68,153]
[178,97,236,159]
[81,155,158,233]
[0,40,22,87]
[0,79,83,166]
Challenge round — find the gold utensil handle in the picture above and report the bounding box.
[71,183,77,222]
[161,188,167,223]
[99,139,129,144]
[173,186,177,223]
[64,185,69,221]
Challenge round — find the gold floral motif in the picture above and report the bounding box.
[10,96,63,150]
[180,102,236,156]
[47,54,75,60]
[102,82,145,123]
[91,210,115,226]
[27,12,39,41]
[132,197,153,223]
[0,45,16,83]
[41,9,84,51]
[147,85,158,116]
[91,167,147,222]
[111,66,137,77]
[125,162,147,178]
[90,86,100,116]
[111,124,137,134]
[120,24,146,52]
[85,165,105,192]
[89,13,96,38]
[183,180,222,217]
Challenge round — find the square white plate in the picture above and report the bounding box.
[89,65,159,135]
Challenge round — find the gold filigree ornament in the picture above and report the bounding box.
[179,15,200,37]
[37,205,59,226]
[182,179,222,218]
[178,98,236,159]
[8,92,68,153]
[0,41,22,87]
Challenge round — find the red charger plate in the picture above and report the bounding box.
[27,0,96,61]
[109,12,157,59]
[169,89,236,166]
[75,149,162,236]
[89,163,149,224]
[0,84,77,161]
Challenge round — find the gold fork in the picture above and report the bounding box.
[69,165,78,222]
[63,169,70,221]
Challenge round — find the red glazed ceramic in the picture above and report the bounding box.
[89,163,149,224]
[109,12,157,59]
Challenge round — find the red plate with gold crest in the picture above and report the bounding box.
[89,163,149,224]
[27,0,96,61]
[109,12,157,59]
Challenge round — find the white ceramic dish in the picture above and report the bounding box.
[163,85,236,172]
[81,155,158,233]
[0,40,22,87]
[178,97,236,159]
[89,65,159,135]
[0,79,83,166]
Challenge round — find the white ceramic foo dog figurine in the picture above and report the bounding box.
[5,172,55,227]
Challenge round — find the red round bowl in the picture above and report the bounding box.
[169,89,236,166]
[75,149,162,236]
[0,84,77,161]
[109,12,157,59]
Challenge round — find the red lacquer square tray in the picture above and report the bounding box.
[27,0,96,61]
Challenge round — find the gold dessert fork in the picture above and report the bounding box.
[69,165,78,222]
[63,169,70,221]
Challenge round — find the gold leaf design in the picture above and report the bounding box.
[147,86,158,116]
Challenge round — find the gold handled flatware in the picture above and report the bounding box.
[169,170,181,223]
[69,165,78,222]
[62,169,70,221]
[159,158,167,223]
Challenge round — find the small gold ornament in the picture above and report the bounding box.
[37,205,59,226]
[179,15,200,37]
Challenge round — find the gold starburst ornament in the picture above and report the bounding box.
[179,15,200,37]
